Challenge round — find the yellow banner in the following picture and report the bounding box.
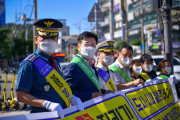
[151,102,180,120]
[126,82,175,119]
[62,95,137,120]
[1,79,179,120]
[46,69,72,107]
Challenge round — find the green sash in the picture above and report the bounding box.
[109,66,131,83]
[159,75,169,79]
[71,57,101,93]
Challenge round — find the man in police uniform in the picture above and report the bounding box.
[109,45,144,90]
[63,31,112,102]
[96,40,117,91]
[16,18,83,119]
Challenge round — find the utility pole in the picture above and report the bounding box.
[140,0,145,54]
[94,0,99,35]
[125,1,128,43]
[33,0,37,52]
[109,0,114,40]
[14,11,17,38]
[121,0,128,42]
[21,14,27,41]
[157,10,165,55]
[161,0,173,73]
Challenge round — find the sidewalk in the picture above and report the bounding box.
[0,109,29,117]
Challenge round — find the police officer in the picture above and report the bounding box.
[63,31,112,102]
[139,54,157,81]
[16,19,83,119]
[109,45,144,90]
[96,40,117,91]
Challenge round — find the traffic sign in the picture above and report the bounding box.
[88,3,104,22]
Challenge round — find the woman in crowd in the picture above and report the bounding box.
[157,59,172,79]
[139,54,157,81]
[130,60,142,81]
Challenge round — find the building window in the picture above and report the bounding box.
[115,21,122,30]
[102,25,109,33]
[103,11,109,18]
[101,0,109,5]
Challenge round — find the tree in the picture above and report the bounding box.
[74,47,78,54]
[13,38,33,62]
[131,39,141,46]
[0,23,33,66]
[0,28,12,59]
[115,40,128,50]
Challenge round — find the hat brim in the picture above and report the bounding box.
[98,48,116,52]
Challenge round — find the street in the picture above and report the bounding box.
[0,72,30,117]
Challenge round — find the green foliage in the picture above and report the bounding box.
[0,28,12,58]
[131,39,141,45]
[0,23,33,65]
[13,38,33,56]
[74,47,78,54]
[115,40,128,50]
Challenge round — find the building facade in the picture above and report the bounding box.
[100,0,180,57]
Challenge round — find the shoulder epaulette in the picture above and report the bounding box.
[27,55,38,62]
[95,67,101,72]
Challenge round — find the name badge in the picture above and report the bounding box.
[44,85,50,92]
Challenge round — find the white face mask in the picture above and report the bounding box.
[81,46,96,59]
[103,55,114,66]
[121,57,132,66]
[144,64,153,72]
[133,66,142,75]
[165,66,172,74]
[39,39,57,54]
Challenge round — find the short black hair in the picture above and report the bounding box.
[77,31,98,44]
[140,54,153,64]
[118,44,133,53]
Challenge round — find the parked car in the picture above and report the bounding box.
[133,55,180,81]
[59,62,69,72]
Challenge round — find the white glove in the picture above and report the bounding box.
[43,100,64,119]
[71,95,84,111]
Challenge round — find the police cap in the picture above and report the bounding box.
[33,18,63,38]
[97,40,117,52]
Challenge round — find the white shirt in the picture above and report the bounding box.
[109,59,132,85]
[97,62,117,90]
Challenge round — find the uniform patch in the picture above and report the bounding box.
[44,21,54,27]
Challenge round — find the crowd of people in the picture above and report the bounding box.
[15,18,176,119]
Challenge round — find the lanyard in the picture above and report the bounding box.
[71,57,101,93]
[97,67,116,91]
[109,66,131,83]
[25,54,72,107]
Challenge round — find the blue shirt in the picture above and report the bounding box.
[63,55,106,102]
[16,48,65,112]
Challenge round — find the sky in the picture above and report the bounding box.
[5,0,97,35]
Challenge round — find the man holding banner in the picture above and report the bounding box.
[63,31,113,102]
[16,19,84,119]
[96,40,117,91]
[109,45,144,90]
